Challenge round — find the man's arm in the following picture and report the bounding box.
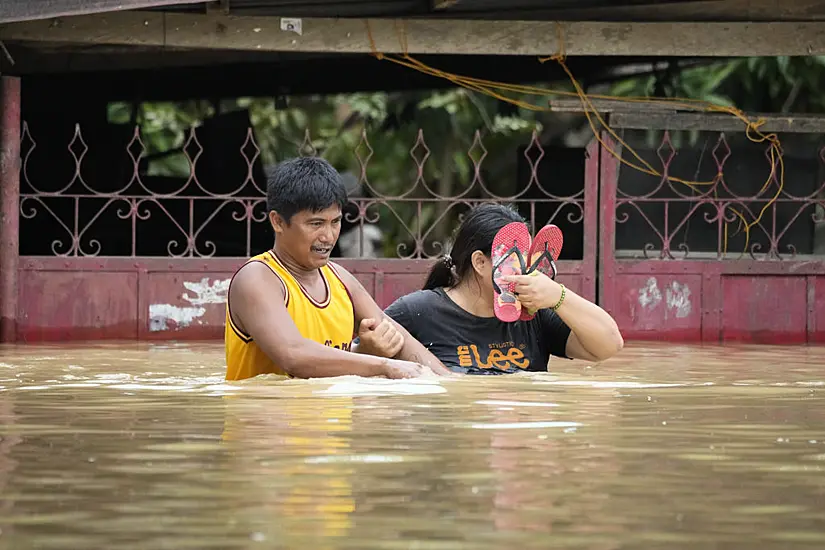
[230,262,414,379]
[351,317,404,358]
[331,263,454,376]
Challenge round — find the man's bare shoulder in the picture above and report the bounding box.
[327,261,356,291]
[230,260,286,299]
[328,260,350,276]
[328,261,361,290]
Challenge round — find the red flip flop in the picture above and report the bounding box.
[491,222,531,323]
[520,224,564,321]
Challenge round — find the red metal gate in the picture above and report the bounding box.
[7,77,825,345]
[7,99,599,342]
[598,113,825,344]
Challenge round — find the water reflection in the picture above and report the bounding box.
[221,393,356,545]
[0,395,21,541]
[0,342,823,548]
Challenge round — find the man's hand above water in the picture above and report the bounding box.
[380,358,435,379]
[355,317,405,358]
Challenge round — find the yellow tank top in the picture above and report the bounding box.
[224,250,355,381]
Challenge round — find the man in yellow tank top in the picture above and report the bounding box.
[225,156,452,381]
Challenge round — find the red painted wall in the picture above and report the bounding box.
[15,257,592,342]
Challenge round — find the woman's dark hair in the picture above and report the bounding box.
[423,204,525,291]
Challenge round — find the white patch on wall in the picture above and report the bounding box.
[638,277,662,309]
[182,277,230,305]
[666,281,692,318]
[636,277,693,321]
[149,304,206,332]
[149,277,231,331]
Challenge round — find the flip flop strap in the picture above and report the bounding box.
[525,248,559,279]
[491,243,527,294]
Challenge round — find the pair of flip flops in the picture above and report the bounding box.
[491,222,564,322]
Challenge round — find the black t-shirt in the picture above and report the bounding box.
[384,287,572,375]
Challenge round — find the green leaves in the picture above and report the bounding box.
[107,87,546,257]
[608,56,825,147]
[610,56,825,115]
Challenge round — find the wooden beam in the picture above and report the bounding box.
[4,43,291,73]
[552,99,825,133]
[0,0,205,24]
[549,98,677,114]
[3,12,825,56]
[609,112,825,133]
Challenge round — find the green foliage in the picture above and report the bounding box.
[608,56,825,147]
[610,56,825,112]
[107,100,215,176]
[107,89,543,256]
[110,55,824,256]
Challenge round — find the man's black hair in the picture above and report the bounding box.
[266,156,348,224]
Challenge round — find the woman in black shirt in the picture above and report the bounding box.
[384,204,623,374]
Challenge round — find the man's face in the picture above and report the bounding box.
[270,205,343,269]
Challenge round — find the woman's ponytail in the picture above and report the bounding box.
[422,255,455,290]
[421,204,525,291]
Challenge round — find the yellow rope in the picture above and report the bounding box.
[363,20,785,257]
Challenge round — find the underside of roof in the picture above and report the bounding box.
[3,0,825,23]
[153,0,825,21]
[1,0,821,98]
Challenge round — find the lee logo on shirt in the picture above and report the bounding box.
[325,339,352,352]
[456,344,530,370]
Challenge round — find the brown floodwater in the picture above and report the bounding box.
[0,341,824,549]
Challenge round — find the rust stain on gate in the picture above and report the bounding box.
[14,119,598,341]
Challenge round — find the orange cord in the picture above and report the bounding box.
[362,20,785,256]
